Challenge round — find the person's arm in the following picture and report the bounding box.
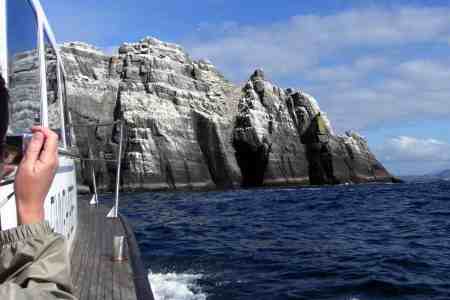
[0,128,77,299]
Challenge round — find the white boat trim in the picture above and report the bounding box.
[0,0,7,81]
[0,0,78,252]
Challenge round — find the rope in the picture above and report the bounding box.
[69,120,122,128]
[77,158,118,163]
[58,150,119,163]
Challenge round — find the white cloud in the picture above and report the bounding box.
[185,6,450,132]
[395,60,450,89]
[374,136,450,175]
[379,136,450,162]
[188,7,450,78]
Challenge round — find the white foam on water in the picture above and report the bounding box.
[148,272,207,300]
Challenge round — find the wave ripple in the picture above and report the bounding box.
[149,272,206,300]
[110,180,450,300]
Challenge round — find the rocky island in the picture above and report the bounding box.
[59,37,398,191]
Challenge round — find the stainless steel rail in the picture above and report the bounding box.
[69,120,122,128]
[68,120,125,218]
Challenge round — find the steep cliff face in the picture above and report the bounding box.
[286,90,393,185]
[59,37,397,191]
[61,42,121,190]
[233,71,392,186]
[233,70,309,187]
[115,38,243,190]
[62,38,242,191]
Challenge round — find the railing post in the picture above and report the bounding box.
[113,120,124,218]
[90,166,98,206]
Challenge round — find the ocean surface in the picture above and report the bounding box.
[104,180,450,300]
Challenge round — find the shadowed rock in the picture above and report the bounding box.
[232,70,309,187]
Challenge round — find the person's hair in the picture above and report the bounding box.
[0,74,9,158]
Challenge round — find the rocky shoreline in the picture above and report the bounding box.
[59,37,399,192]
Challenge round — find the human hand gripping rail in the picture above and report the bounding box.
[0,75,77,299]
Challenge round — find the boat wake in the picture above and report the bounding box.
[148,272,206,300]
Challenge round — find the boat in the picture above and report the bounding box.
[0,1,154,299]
[0,0,79,245]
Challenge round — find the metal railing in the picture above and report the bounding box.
[69,119,124,218]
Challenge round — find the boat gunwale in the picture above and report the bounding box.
[118,212,155,300]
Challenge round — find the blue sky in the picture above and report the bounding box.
[40,0,450,175]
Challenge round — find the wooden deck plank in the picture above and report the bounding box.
[69,223,82,281]
[73,202,93,298]
[114,221,124,300]
[78,205,97,300]
[88,208,102,300]
[111,218,118,300]
[104,218,115,300]
[96,207,108,300]
[70,205,85,285]
[71,197,138,300]
[69,211,82,267]
[79,206,92,300]
[114,220,137,300]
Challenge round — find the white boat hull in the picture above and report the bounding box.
[0,154,78,250]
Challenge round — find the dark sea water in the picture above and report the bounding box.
[104,180,450,300]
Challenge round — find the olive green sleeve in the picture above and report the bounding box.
[0,222,77,299]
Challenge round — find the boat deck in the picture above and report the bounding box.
[70,197,137,300]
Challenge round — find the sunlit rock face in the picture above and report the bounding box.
[115,37,243,190]
[61,42,121,190]
[340,131,394,183]
[62,38,242,191]
[232,70,309,187]
[287,89,393,185]
[60,37,396,191]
